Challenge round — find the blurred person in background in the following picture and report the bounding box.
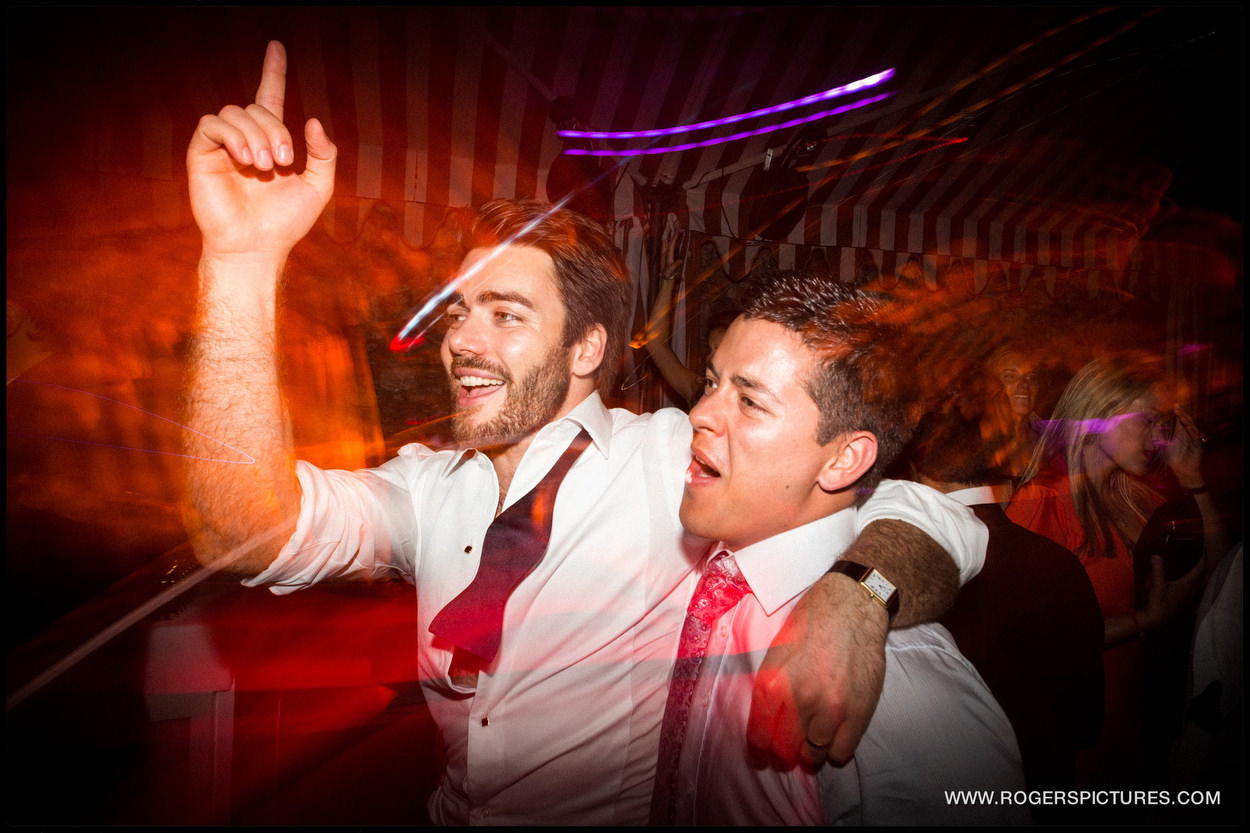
[1008,351,1230,791]
[982,343,1045,498]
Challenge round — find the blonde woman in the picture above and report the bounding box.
[1008,352,1228,789]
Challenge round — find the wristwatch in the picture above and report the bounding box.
[828,560,900,622]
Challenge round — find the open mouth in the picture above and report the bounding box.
[455,374,504,407]
[451,357,509,406]
[686,449,721,484]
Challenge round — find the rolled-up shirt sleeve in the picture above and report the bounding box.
[855,479,987,585]
[243,448,428,594]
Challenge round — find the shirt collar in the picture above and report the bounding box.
[437,391,613,478]
[716,507,858,616]
[944,485,999,507]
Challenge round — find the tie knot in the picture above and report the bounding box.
[707,549,739,577]
[689,551,750,626]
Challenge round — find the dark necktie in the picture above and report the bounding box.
[429,429,591,673]
[649,549,752,825]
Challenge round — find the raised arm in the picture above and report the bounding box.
[748,482,982,769]
[1165,410,1232,577]
[634,232,702,406]
[181,41,337,574]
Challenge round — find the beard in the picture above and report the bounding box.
[449,344,573,447]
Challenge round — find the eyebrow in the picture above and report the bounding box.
[730,372,779,403]
[706,357,776,399]
[447,289,538,311]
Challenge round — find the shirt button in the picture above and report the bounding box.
[481,716,490,727]
[464,545,473,553]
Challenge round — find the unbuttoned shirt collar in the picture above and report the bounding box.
[713,506,858,617]
[434,392,615,515]
[436,391,614,481]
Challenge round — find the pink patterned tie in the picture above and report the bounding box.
[649,550,751,824]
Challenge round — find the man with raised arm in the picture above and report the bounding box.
[183,41,985,824]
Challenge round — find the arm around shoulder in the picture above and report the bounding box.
[745,481,981,770]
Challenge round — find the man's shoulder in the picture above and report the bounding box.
[980,507,1092,592]
[881,622,999,700]
[883,621,962,656]
[606,403,689,428]
[603,404,692,448]
[990,516,1083,567]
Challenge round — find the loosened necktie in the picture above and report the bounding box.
[649,549,752,824]
[428,429,591,675]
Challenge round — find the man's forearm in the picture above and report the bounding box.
[182,255,300,574]
[832,518,960,628]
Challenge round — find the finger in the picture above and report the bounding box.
[243,102,295,168]
[803,711,836,753]
[255,41,288,123]
[748,666,793,763]
[190,111,255,168]
[798,737,828,772]
[1151,554,1166,587]
[214,103,284,172]
[302,118,338,202]
[747,669,782,752]
[826,716,866,766]
[800,712,837,770]
[769,696,807,766]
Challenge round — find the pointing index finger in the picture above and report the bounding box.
[255,40,288,122]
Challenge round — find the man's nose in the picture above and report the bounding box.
[444,313,486,355]
[688,386,724,434]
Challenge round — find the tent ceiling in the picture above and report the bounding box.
[8,6,1241,257]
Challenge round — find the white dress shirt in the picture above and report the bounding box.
[673,508,1029,826]
[246,393,987,824]
[945,484,1000,507]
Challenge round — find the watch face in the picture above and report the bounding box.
[863,570,897,603]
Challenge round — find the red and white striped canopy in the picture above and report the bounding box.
[14,6,1232,267]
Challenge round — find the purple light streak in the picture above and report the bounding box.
[563,93,894,158]
[559,69,894,140]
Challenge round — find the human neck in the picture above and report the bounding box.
[489,441,530,515]
[478,386,596,513]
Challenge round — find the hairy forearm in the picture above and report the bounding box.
[832,518,961,628]
[181,255,300,574]
[749,521,964,767]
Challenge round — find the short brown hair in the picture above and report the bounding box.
[471,200,631,396]
[738,269,913,492]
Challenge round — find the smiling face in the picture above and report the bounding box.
[993,351,1039,418]
[440,245,589,447]
[679,317,871,550]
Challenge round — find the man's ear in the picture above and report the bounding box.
[817,431,878,493]
[571,323,607,379]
